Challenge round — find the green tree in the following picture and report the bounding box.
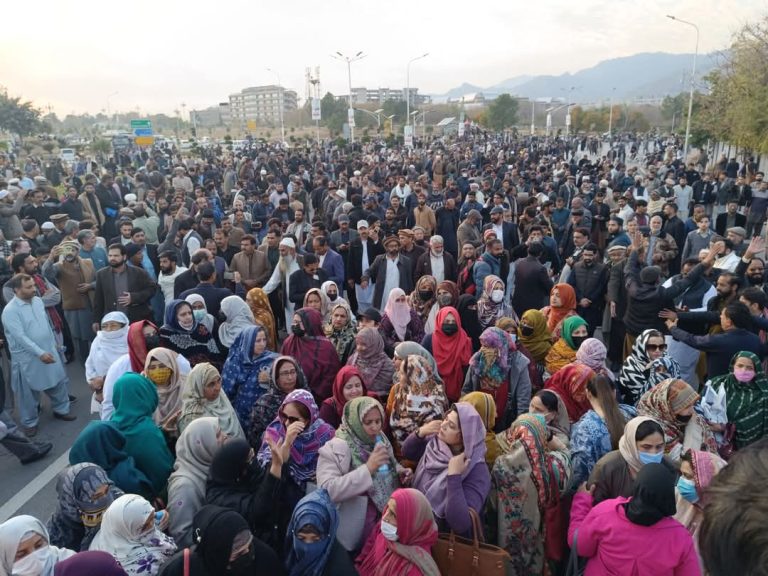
[485,94,519,130]
[0,94,43,142]
[90,139,112,156]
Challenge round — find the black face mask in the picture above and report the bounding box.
[292,325,306,337]
[419,290,434,301]
[228,544,256,575]
[328,293,338,302]
[144,335,160,350]
[441,322,458,335]
[217,311,227,323]
[571,335,587,350]
[521,325,535,337]
[676,413,693,425]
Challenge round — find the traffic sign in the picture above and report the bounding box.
[134,128,153,136]
[135,136,155,146]
[347,108,355,128]
[311,98,322,121]
[404,125,413,148]
[131,119,152,130]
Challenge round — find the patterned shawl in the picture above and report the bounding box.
[575,338,614,381]
[257,389,335,484]
[476,274,514,330]
[159,299,220,365]
[180,362,245,440]
[334,397,399,511]
[518,309,553,363]
[469,327,515,416]
[347,327,395,395]
[324,303,357,361]
[145,347,184,433]
[618,329,681,404]
[408,275,437,323]
[544,362,595,423]
[708,350,768,449]
[246,287,277,351]
[460,391,503,466]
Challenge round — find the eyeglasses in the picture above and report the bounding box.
[279,369,297,377]
[282,415,303,425]
[646,344,667,352]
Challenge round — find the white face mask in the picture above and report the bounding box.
[381,520,399,542]
[491,289,504,303]
[13,546,51,576]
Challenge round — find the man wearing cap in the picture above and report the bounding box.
[263,237,303,328]
[358,307,382,329]
[457,209,483,251]
[46,214,69,246]
[172,167,194,194]
[361,235,413,312]
[483,205,520,252]
[348,220,384,314]
[715,200,746,237]
[558,174,579,207]
[397,228,424,278]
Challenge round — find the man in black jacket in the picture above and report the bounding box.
[512,242,553,318]
[347,220,384,313]
[93,244,155,331]
[288,253,327,309]
[361,235,413,311]
[568,243,608,336]
[179,261,232,318]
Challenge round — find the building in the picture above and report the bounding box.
[191,106,223,128]
[228,85,298,126]
[338,87,429,106]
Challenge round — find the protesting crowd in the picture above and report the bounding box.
[0,130,766,576]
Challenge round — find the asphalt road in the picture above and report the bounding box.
[0,358,96,523]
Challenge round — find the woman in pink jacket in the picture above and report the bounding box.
[568,463,701,576]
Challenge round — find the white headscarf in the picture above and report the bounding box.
[0,515,75,576]
[89,494,176,575]
[85,312,130,381]
[217,296,255,348]
[184,294,215,334]
[168,417,220,497]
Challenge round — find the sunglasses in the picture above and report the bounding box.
[646,344,667,352]
[282,415,303,425]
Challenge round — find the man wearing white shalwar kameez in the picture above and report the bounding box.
[1,274,72,433]
[263,237,302,330]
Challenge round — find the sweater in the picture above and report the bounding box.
[568,492,701,576]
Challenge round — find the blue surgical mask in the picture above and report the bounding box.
[193,309,206,321]
[638,450,664,465]
[381,520,399,542]
[677,476,699,503]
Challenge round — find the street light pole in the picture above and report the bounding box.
[406,53,429,129]
[530,99,535,136]
[608,87,616,136]
[332,51,366,145]
[667,15,699,160]
[266,67,286,145]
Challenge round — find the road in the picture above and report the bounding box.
[0,359,96,523]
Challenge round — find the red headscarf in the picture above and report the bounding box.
[544,363,594,423]
[329,366,369,418]
[432,306,472,402]
[127,320,157,372]
[545,283,576,333]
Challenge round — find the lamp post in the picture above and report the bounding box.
[406,53,429,128]
[354,108,384,131]
[266,67,286,145]
[607,87,616,137]
[331,51,366,144]
[530,98,536,136]
[667,15,699,159]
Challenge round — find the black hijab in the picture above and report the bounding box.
[458,294,482,352]
[623,462,677,526]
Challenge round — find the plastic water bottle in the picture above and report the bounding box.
[376,435,390,474]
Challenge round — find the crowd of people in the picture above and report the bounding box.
[0,131,767,576]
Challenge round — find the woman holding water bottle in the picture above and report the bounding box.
[317,396,412,553]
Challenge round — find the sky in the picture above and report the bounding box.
[1,0,765,118]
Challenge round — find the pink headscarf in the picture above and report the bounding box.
[575,338,614,381]
[384,288,411,342]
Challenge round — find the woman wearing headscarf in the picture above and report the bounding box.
[422,306,472,403]
[569,463,700,574]
[456,294,482,352]
[303,288,331,323]
[407,275,437,326]
[424,280,460,334]
[491,414,571,574]
[246,287,278,351]
[495,316,545,393]
[69,423,153,498]
[184,294,215,334]
[321,280,350,311]
[402,403,490,537]
[54,551,128,576]
[47,464,122,552]
[517,309,553,381]
[160,300,221,368]
[379,288,425,356]
[89,494,177,575]
[205,439,285,548]
[618,328,682,405]
[544,315,588,376]
[218,296,256,350]
[386,354,448,460]
[221,326,278,433]
[167,417,226,547]
[284,489,357,576]
[462,327,532,431]
[157,506,284,576]
[391,342,443,386]
[317,397,406,552]
[529,389,573,444]
[281,308,340,402]
[319,366,370,429]
[589,416,678,505]
[248,356,308,447]
[476,274,514,330]
[144,347,185,437]
[109,373,174,498]
[323,303,357,365]
[544,352,597,424]
[706,350,768,450]
[0,515,75,576]
[636,379,718,463]
[540,283,577,340]
[180,363,245,440]
[569,375,637,491]
[85,312,129,414]
[356,488,440,576]
[460,391,502,468]
[346,328,394,401]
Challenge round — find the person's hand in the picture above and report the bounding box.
[398,467,414,486]
[284,420,306,448]
[89,376,105,392]
[77,283,91,294]
[709,241,725,260]
[117,292,131,306]
[708,422,726,432]
[266,437,285,478]
[631,231,643,251]
[579,298,591,308]
[39,352,55,364]
[658,309,677,320]
[565,257,574,267]
[610,301,617,318]
[578,482,596,497]
[418,420,442,438]
[50,245,62,260]
[447,452,470,476]
[548,435,566,452]
[746,236,765,260]
[665,317,678,330]
[233,271,242,284]
[366,444,391,475]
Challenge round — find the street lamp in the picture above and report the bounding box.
[266,67,286,145]
[331,51,366,144]
[607,87,616,136]
[354,108,385,131]
[667,15,699,160]
[406,53,429,128]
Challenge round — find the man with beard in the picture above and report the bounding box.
[40,241,96,362]
[158,251,187,306]
[735,236,767,295]
[286,207,311,248]
[415,235,457,283]
[361,235,413,312]
[397,228,424,279]
[605,216,631,248]
[567,243,608,336]
[263,237,303,329]
[482,205,519,252]
[213,229,237,265]
[347,220,384,313]
[93,244,155,331]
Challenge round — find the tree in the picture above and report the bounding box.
[90,139,112,156]
[485,94,519,130]
[0,93,43,141]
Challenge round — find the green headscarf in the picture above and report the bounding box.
[561,315,587,350]
[708,351,768,449]
[334,396,398,511]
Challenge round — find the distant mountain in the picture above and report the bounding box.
[434,52,717,103]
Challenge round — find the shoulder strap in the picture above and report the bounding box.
[184,548,190,576]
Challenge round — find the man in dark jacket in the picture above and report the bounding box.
[662,202,687,276]
[512,242,553,317]
[347,220,384,312]
[288,253,327,308]
[414,235,458,283]
[482,205,519,251]
[93,244,155,331]
[179,261,232,318]
[568,243,608,336]
[361,236,413,311]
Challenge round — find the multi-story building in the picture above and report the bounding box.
[339,87,429,106]
[228,85,298,126]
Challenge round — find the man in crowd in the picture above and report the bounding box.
[93,244,155,330]
[230,234,270,296]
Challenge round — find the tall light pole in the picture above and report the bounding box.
[607,87,616,136]
[266,67,286,145]
[331,51,366,144]
[406,53,429,128]
[530,98,536,136]
[667,15,699,160]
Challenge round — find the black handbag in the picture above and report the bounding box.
[565,529,586,576]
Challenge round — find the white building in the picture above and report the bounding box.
[228,85,298,126]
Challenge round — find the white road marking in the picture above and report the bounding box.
[0,449,70,523]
